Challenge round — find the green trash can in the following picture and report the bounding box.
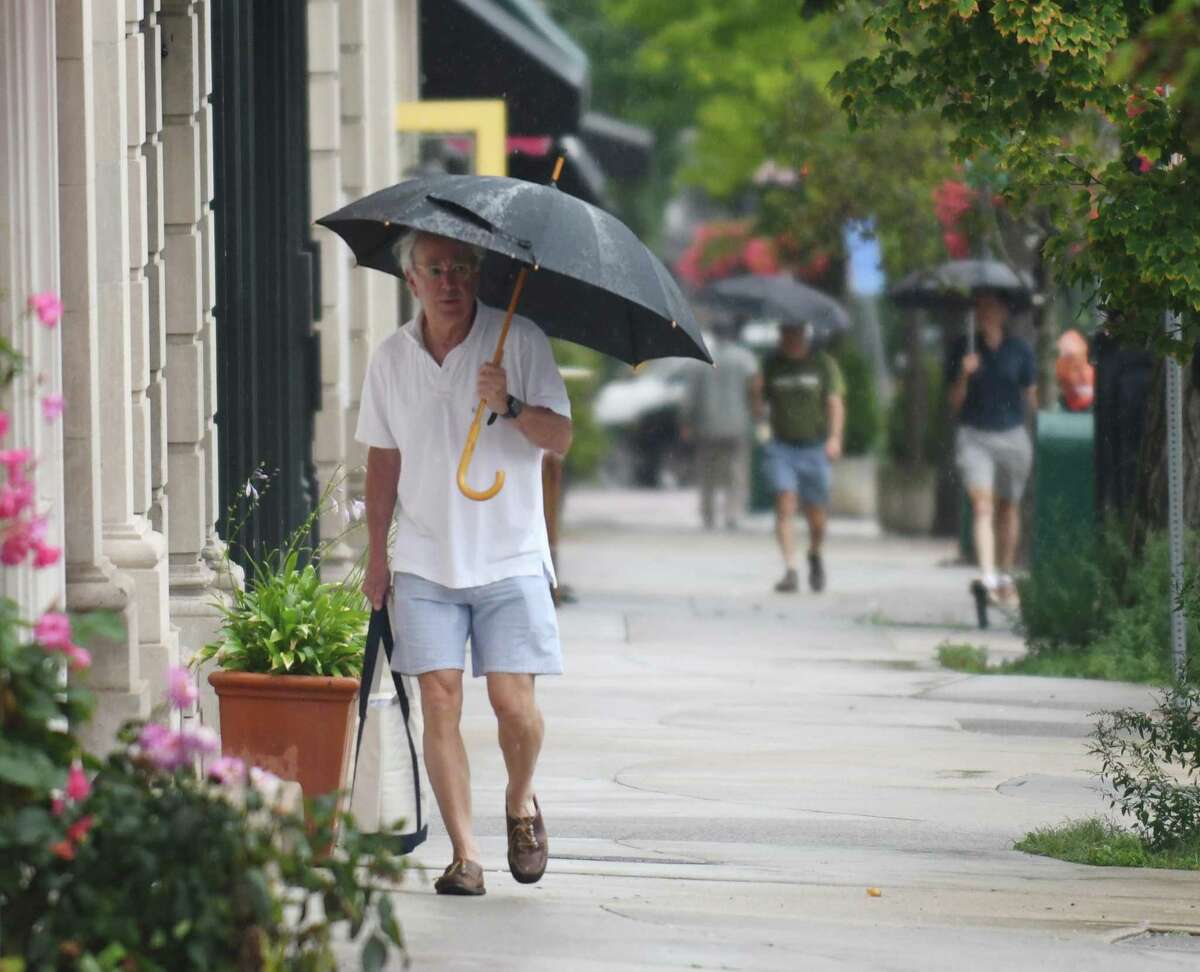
[1032,410,1094,571]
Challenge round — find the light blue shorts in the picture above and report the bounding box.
[390,572,562,678]
[763,440,832,506]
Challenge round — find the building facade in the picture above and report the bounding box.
[0,0,418,752]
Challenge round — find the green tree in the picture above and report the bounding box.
[833,0,1200,352]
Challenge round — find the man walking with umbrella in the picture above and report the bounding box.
[946,289,1037,605]
[753,321,846,593]
[357,230,572,896]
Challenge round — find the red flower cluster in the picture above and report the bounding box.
[676,221,830,286]
[932,180,976,259]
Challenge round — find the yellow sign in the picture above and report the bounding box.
[395,100,508,177]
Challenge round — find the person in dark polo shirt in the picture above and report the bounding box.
[753,322,845,593]
[946,290,1037,605]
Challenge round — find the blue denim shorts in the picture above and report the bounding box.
[390,572,562,677]
[763,440,832,506]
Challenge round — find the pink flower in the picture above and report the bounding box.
[32,542,61,568]
[66,815,93,843]
[166,666,199,710]
[208,755,247,785]
[27,292,63,327]
[51,797,66,816]
[34,611,73,651]
[0,448,32,478]
[138,722,185,770]
[65,763,90,801]
[0,411,8,439]
[41,395,64,422]
[0,480,34,519]
[2,529,32,566]
[66,644,91,670]
[1138,154,1153,173]
[180,726,219,758]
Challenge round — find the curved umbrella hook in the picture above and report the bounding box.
[456,157,565,503]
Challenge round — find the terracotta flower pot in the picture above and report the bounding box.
[208,671,359,803]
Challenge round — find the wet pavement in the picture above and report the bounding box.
[365,487,1200,971]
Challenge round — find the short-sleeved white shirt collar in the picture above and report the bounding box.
[355,300,571,590]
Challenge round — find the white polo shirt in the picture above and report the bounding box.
[355,300,571,590]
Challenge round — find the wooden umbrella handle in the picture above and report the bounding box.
[456,267,530,501]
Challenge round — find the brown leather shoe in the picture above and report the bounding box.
[433,858,485,896]
[506,796,549,884]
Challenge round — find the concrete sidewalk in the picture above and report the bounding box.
[381,488,1200,971]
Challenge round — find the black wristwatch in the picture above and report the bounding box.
[502,395,525,420]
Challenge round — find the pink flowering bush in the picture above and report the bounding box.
[1,296,406,970]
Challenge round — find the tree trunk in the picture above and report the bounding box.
[1130,358,1200,552]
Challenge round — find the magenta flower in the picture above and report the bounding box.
[208,755,247,785]
[66,644,91,671]
[34,611,72,651]
[27,292,63,327]
[65,763,90,801]
[32,542,61,568]
[166,666,199,710]
[41,394,65,422]
[2,529,32,566]
[0,480,34,519]
[0,411,8,439]
[0,448,32,478]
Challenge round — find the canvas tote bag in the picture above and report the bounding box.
[349,607,428,852]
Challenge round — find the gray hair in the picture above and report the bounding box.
[394,230,485,274]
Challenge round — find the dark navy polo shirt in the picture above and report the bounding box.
[945,334,1036,431]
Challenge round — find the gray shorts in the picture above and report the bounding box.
[956,425,1033,501]
[390,572,562,678]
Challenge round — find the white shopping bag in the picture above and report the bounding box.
[349,608,428,852]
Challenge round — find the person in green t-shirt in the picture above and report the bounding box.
[751,322,846,594]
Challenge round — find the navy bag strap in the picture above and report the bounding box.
[352,607,427,853]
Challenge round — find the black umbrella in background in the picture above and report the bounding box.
[699,273,850,342]
[317,166,709,501]
[887,259,1034,354]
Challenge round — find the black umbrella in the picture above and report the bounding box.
[699,273,850,340]
[888,258,1034,356]
[317,167,709,501]
[887,259,1033,311]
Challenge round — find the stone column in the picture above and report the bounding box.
[92,0,176,705]
[161,1,225,656]
[0,2,66,618]
[308,0,354,578]
[56,0,147,753]
[340,0,407,559]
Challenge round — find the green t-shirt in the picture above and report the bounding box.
[763,350,845,444]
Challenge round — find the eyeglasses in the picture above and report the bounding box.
[413,262,478,281]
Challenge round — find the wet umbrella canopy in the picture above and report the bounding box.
[318,171,709,501]
[888,259,1034,311]
[699,273,850,341]
[316,174,709,367]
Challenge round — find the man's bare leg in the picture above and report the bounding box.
[775,491,798,569]
[418,669,481,862]
[995,497,1022,601]
[969,487,997,586]
[487,673,543,818]
[803,502,827,554]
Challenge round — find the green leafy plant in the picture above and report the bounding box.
[831,337,882,456]
[1090,686,1200,849]
[197,471,368,677]
[937,642,990,673]
[1016,816,1200,870]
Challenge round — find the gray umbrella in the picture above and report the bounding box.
[318,170,709,502]
[316,173,708,366]
[699,273,850,340]
[887,259,1033,311]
